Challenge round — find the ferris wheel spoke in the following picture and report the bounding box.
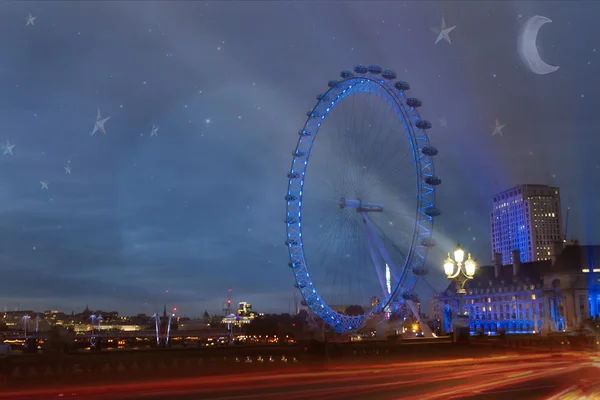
[359,167,414,211]
[361,146,410,196]
[310,212,354,272]
[345,219,369,306]
[357,98,398,174]
[308,158,345,197]
[309,213,350,256]
[364,223,391,297]
[319,216,363,305]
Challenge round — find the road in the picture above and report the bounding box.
[3,351,599,399]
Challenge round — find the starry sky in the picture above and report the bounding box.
[0,1,599,317]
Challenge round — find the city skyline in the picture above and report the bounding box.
[0,1,599,316]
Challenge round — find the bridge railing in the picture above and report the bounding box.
[2,345,319,388]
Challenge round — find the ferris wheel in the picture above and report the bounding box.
[285,65,441,333]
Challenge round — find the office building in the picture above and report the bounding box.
[490,184,563,265]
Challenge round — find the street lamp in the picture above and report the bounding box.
[444,242,477,316]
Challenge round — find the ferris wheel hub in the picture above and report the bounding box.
[339,198,384,213]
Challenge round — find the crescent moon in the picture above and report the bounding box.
[518,15,560,75]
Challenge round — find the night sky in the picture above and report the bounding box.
[0,1,599,317]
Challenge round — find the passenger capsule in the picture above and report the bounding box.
[289,262,301,269]
[420,239,435,247]
[424,207,441,217]
[316,93,329,101]
[406,98,422,108]
[287,172,299,179]
[328,80,339,87]
[394,81,410,91]
[285,240,298,247]
[425,176,442,185]
[340,70,353,79]
[354,65,368,74]
[412,268,429,276]
[381,70,397,80]
[425,176,442,186]
[368,65,383,74]
[298,130,312,137]
[294,150,306,157]
[294,282,306,289]
[421,146,438,156]
[286,217,298,224]
[285,194,297,201]
[415,120,432,130]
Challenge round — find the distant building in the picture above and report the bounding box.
[490,184,563,265]
[371,296,380,309]
[222,301,257,326]
[427,294,442,334]
[237,302,252,316]
[433,244,600,335]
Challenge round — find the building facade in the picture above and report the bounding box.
[433,245,600,336]
[490,184,563,265]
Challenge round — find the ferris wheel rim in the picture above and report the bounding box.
[285,66,440,333]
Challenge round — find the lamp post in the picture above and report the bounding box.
[444,242,477,342]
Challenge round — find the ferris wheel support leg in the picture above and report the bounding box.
[405,299,436,338]
[364,223,389,297]
[361,212,402,293]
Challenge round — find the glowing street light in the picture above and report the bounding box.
[444,242,477,298]
[443,241,477,341]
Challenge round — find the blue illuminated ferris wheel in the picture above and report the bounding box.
[285,65,442,333]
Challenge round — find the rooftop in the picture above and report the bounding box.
[441,245,600,295]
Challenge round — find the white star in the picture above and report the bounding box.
[40,181,49,190]
[91,108,111,136]
[205,118,211,124]
[151,123,159,137]
[492,119,505,136]
[64,164,71,175]
[432,17,456,45]
[237,116,242,120]
[2,140,15,156]
[439,117,447,127]
[25,13,36,27]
